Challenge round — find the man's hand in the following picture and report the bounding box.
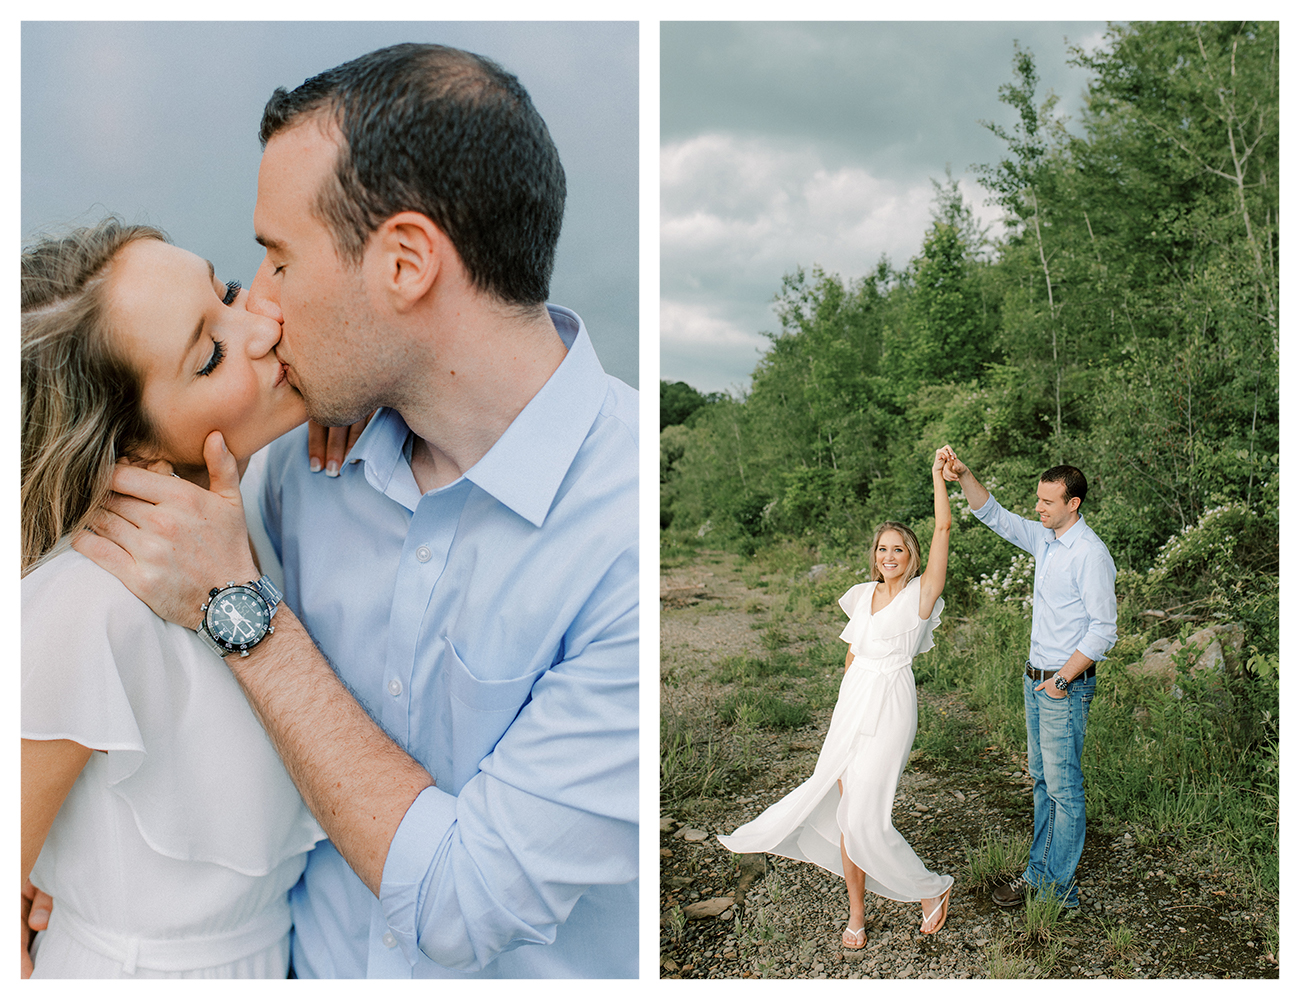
[71,431,259,628]
[307,414,374,477]
[1035,678,1069,699]
[21,880,51,978]
[938,445,967,482]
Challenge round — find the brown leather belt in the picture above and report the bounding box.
[1024,662,1096,682]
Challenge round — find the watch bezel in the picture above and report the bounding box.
[203,583,272,654]
[1053,673,1069,691]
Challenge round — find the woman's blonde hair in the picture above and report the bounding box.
[21,218,167,574]
[869,520,922,585]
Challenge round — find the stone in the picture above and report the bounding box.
[681,828,710,842]
[1130,623,1246,685]
[682,897,735,919]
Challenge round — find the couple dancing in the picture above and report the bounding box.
[719,447,1117,946]
[21,44,638,979]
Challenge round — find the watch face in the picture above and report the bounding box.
[205,586,270,651]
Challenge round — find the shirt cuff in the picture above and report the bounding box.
[1076,640,1109,665]
[379,784,459,966]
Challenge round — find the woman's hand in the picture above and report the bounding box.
[20,880,52,978]
[307,414,374,477]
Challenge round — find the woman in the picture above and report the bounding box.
[718,448,955,946]
[21,218,325,977]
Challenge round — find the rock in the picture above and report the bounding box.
[660,815,678,832]
[1130,624,1246,685]
[681,828,710,842]
[683,897,735,919]
[807,564,829,581]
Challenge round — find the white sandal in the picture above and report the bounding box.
[920,885,952,934]
[841,924,866,949]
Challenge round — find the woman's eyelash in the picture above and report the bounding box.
[198,339,226,377]
[222,280,241,306]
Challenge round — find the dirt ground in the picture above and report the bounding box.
[659,550,1279,980]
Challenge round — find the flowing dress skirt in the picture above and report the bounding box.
[718,658,952,903]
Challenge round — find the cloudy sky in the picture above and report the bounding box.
[661,20,1111,394]
[21,21,640,387]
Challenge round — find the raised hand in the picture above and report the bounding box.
[939,446,966,482]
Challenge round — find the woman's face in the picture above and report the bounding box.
[106,239,307,470]
[875,529,910,583]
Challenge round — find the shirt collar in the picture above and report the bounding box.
[343,305,608,526]
[1054,514,1087,547]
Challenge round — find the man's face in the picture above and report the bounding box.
[1035,479,1080,534]
[247,119,386,427]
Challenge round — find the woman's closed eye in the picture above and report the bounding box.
[198,339,226,377]
[222,279,241,306]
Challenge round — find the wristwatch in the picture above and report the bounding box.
[1053,672,1070,691]
[196,575,283,657]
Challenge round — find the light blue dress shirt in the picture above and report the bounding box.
[259,306,638,978]
[971,494,1117,669]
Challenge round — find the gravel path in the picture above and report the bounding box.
[659,552,1279,980]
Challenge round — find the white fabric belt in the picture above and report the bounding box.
[49,901,291,973]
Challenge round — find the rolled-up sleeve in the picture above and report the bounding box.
[377,556,638,973]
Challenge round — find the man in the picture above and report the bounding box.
[70,43,638,977]
[941,449,1116,909]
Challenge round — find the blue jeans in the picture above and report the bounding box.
[1021,671,1095,906]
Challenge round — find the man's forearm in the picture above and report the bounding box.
[958,470,991,511]
[1059,649,1096,684]
[228,610,434,895]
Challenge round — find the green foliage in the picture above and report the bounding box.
[660,380,719,430]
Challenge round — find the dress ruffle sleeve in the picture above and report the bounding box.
[914,593,944,656]
[837,582,876,654]
[22,549,149,786]
[22,550,324,877]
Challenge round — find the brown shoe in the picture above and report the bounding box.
[992,878,1028,908]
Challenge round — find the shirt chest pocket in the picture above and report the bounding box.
[437,637,548,793]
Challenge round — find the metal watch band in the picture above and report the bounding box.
[250,574,283,617]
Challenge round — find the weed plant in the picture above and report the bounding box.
[964,831,1030,889]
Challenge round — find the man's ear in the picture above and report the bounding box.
[368,212,447,310]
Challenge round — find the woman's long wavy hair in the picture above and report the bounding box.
[22,218,166,574]
[869,520,922,585]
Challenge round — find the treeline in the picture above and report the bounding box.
[661,21,1278,652]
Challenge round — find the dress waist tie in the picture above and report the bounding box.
[847,656,911,738]
[47,900,290,973]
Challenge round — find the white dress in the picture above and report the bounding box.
[22,545,325,978]
[718,576,953,903]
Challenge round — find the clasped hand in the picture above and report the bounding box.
[71,431,259,629]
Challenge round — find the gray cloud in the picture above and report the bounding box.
[661,20,1110,393]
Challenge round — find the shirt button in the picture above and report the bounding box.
[382,931,397,949]
[416,545,432,563]
[388,678,403,697]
